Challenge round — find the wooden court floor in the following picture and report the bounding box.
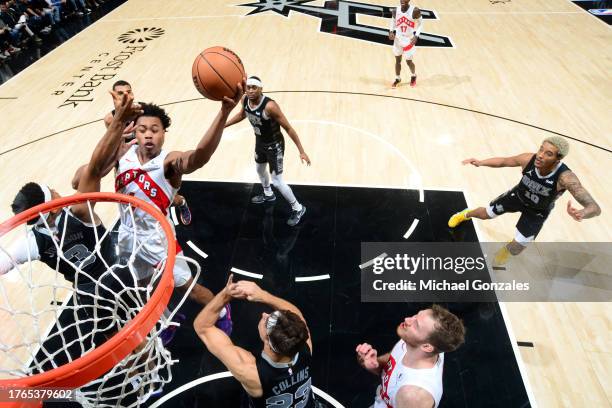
[0,0,610,406]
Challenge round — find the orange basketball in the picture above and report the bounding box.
[192,46,246,101]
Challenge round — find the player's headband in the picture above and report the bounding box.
[34,183,52,226]
[266,310,281,353]
[246,77,263,88]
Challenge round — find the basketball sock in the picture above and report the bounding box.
[271,172,299,208]
[396,75,401,81]
[256,163,273,195]
[290,200,303,212]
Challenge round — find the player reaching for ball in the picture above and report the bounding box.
[72,80,193,225]
[224,76,311,227]
[111,80,246,339]
[448,137,601,266]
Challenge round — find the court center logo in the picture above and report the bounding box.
[117,27,165,44]
[239,0,453,48]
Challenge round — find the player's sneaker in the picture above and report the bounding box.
[216,304,233,336]
[251,193,276,204]
[159,313,186,346]
[287,206,306,227]
[410,76,417,87]
[448,209,471,228]
[493,246,511,268]
[391,78,401,88]
[178,199,192,225]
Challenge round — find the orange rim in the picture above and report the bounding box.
[0,192,176,394]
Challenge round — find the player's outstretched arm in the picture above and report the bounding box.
[224,95,247,128]
[165,82,244,176]
[194,275,263,397]
[266,101,311,165]
[72,91,141,221]
[229,279,313,352]
[0,232,40,275]
[71,123,135,191]
[559,171,601,221]
[462,152,532,169]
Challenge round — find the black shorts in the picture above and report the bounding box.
[489,189,549,240]
[255,140,284,175]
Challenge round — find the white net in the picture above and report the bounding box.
[0,197,199,407]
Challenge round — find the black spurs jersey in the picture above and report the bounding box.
[247,345,315,408]
[34,209,115,286]
[244,96,284,145]
[514,155,569,214]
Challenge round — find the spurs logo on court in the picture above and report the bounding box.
[239,0,453,48]
[117,27,165,44]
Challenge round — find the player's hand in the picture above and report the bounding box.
[356,343,379,370]
[222,79,246,114]
[388,31,395,41]
[110,90,142,122]
[410,36,418,46]
[229,280,265,302]
[116,137,137,160]
[110,88,126,110]
[122,121,135,136]
[300,152,311,166]
[566,200,584,222]
[462,158,481,167]
[221,273,238,294]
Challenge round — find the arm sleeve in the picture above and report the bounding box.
[389,11,396,31]
[0,231,40,275]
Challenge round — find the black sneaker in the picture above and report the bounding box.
[178,200,192,225]
[287,206,306,226]
[251,193,276,204]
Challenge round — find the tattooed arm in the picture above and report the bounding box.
[559,171,601,221]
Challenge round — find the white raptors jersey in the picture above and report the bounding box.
[115,145,178,233]
[374,340,444,408]
[394,5,417,46]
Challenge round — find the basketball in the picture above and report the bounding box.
[192,46,246,101]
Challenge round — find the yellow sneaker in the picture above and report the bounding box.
[448,209,471,228]
[493,246,511,267]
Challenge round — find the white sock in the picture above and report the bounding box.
[290,200,303,212]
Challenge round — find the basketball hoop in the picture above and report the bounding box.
[0,192,181,407]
